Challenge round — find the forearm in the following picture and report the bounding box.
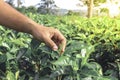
[0,0,66,52]
[0,0,39,34]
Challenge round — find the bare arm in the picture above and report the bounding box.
[0,0,37,33]
[0,0,66,53]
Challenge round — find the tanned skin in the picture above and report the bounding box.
[0,0,66,54]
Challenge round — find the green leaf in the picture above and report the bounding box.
[52,56,69,66]
[11,39,27,47]
[64,41,85,54]
[0,54,7,63]
[6,53,15,61]
[30,38,41,49]
[7,71,16,80]
[0,25,5,31]
[16,48,27,60]
[81,76,92,80]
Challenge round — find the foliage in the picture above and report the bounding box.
[82,0,106,6]
[6,0,14,6]
[94,0,106,6]
[37,0,56,14]
[6,0,24,7]
[0,13,120,80]
[16,6,38,14]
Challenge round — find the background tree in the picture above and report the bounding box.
[6,0,24,8]
[94,0,106,6]
[82,0,107,18]
[6,0,14,7]
[37,0,56,14]
[17,0,23,8]
[87,0,94,18]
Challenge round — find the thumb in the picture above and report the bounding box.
[44,37,58,51]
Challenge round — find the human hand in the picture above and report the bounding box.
[31,25,66,54]
[0,0,66,54]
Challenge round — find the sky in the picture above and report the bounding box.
[54,0,83,10]
[4,0,120,17]
[24,0,40,7]
[6,0,82,10]
[24,0,81,8]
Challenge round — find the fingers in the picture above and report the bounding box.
[59,35,66,54]
[33,26,67,54]
[61,38,66,53]
[54,29,66,54]
[43,37,58,51]
[43,28,66,54]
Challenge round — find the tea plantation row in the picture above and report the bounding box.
[0,13,120,80]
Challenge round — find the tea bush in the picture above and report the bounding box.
[0,13,120,80]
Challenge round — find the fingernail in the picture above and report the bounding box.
[53,46,58,51]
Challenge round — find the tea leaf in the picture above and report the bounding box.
[7,71,16,80]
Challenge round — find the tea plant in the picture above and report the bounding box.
[0,14,120,80]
